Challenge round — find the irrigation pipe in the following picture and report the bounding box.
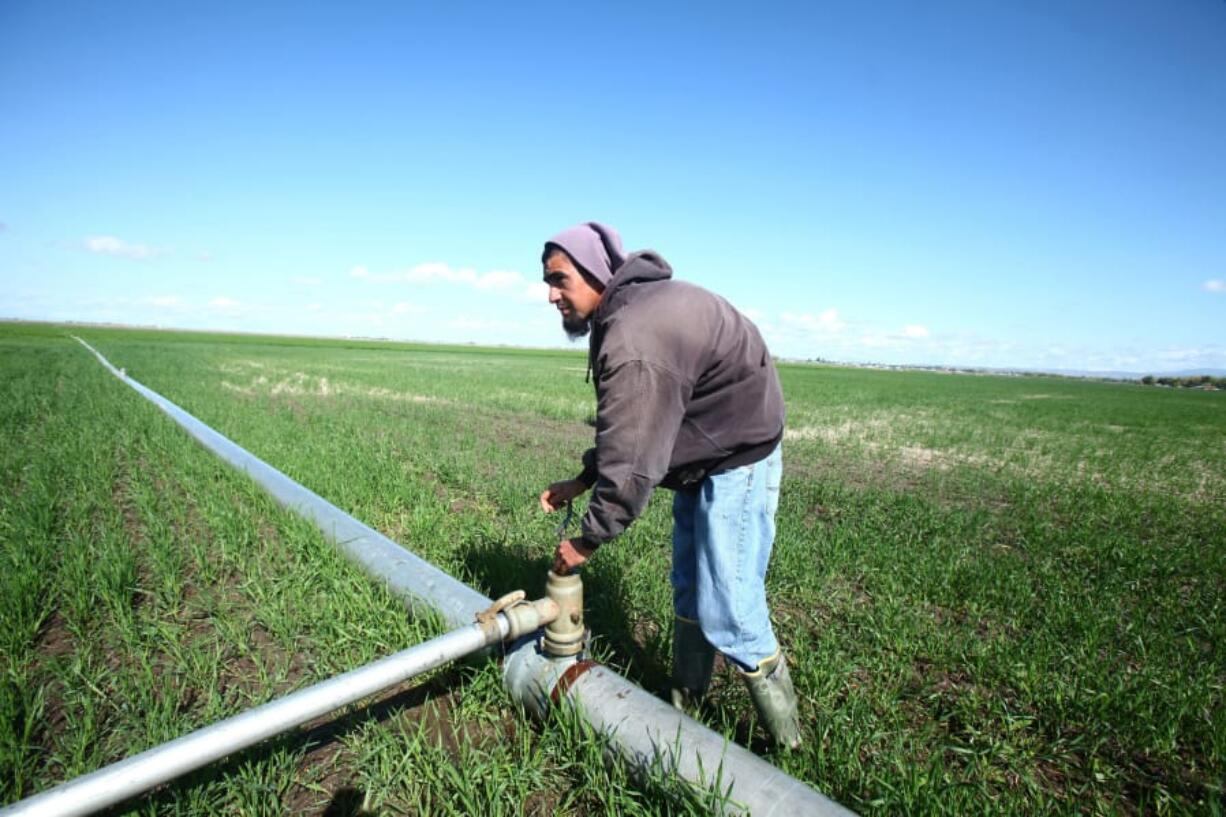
[51,336,856,817]
[73,337,490,629]
[3,613,531,817]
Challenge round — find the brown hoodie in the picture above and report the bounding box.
[576,251,785,548]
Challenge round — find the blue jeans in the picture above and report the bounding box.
[671,443,782,672]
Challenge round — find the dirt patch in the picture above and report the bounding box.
[785,450,923,496]
[356,385,442,404]
[1034,759,1068,799]
[784,416,897,444]
[283,734,356,815]
[222,368,444,406]
[802,502,838,529]
[927,602,1013,640]
[34,682,72,764]
[523,789,565,816]
[925,667,985,699]
[31,611,77,751]
[630,617,661,651]
[210,622,312,708]
[899,444,950,471]
[283,676,474,815]
[111,452,158,615]
[478,406,589,447]
[416,468,483,512]
[218,359,269,373]
[111,456,146,545]
[772,600,827,631]
[221,375,268,395]
[35,609,75,660]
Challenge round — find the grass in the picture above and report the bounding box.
[2,320,1223,815]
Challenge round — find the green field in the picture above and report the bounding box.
[2,321,1223,815]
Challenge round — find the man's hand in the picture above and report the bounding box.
[539,479,589,513]
[552,538,596,575]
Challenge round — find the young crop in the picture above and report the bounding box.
[2,321,1223,815]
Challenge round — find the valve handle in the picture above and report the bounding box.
[554,500,574,541]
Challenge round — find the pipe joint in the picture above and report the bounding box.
[475,590,562,644]
[542,570,586,658]
[502,596,560,641]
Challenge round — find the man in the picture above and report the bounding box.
[537,221,802,749]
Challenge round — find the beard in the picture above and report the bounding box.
[563,312,592,341]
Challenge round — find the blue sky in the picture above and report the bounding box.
[2,1,1223,373]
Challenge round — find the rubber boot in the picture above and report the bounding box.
[741,649,802,750]
[670,616,716,712]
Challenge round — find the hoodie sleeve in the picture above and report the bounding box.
[575,447,598,488]
[579,359,688,547]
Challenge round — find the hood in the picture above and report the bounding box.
[595,251,673,321]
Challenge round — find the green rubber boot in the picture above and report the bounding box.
[741,649,802,750]
[669,616,717,712]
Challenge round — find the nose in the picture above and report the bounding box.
[547,286,562,304]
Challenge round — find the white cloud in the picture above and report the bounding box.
[520,281,549,303]
[760,307,945,361]
[780,308,846,333]
[84,235,160,260]
[858,333,898,349]
[391,301,424,314]
[351,261,531,293]
[146,295,185,308]
[473,269,523,290]
[292,275,322,286]
[1151,344,1226,364]
[306,303,322,312]
[857,325,931,348]
[406,261,468,283]
[406,262,526,291]
[1204,279,1225,294]
[207,296,253,315]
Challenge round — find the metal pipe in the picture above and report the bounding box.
[2,617,510,817]
[68,336,855,817]
[73,336,489,629]
[568,664,855,816]
[502,645,854,816]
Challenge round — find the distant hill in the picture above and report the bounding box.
[801,357,1226,382]
[1046,368,1226,380]
[1155,368,1226,378]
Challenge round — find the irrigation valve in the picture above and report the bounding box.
[542,570,587,658]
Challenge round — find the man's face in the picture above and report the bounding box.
[543,250,603,339]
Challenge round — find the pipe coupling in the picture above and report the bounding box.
[503,597,560,641]
[542,570,586,657]
[475,591,561,643]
